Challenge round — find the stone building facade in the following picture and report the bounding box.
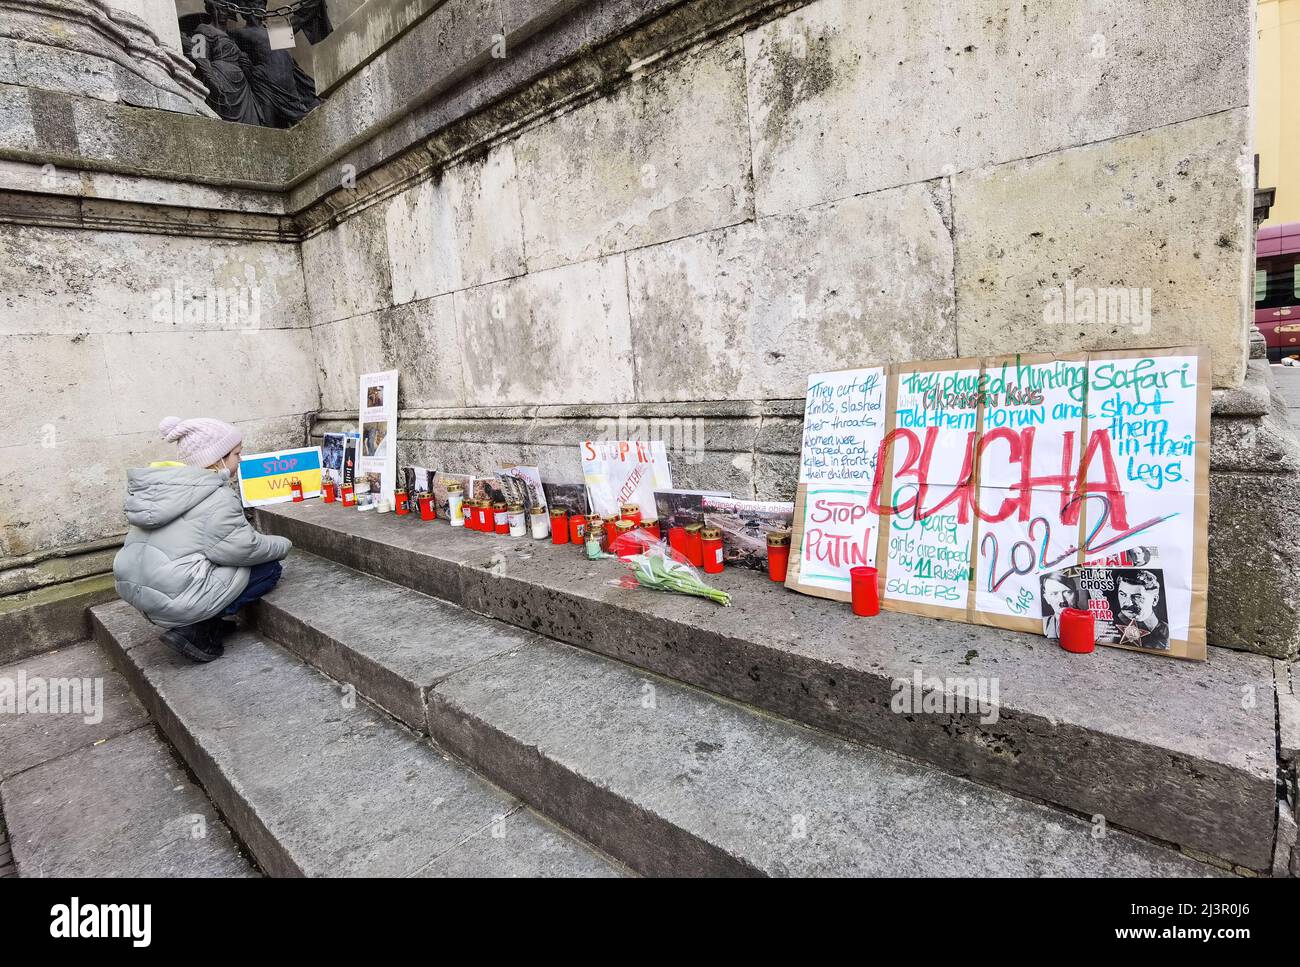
[2,0,1297,659]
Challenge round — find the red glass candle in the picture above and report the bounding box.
[700,527,724,574]
[1059,608,1096,654]
[417,492,435,521]
[493,502,509,535]
[850,566,880,617]
[474,501,489,531]
[550,509,569,545]
[341,484,355,507]
[613,520,638,558]
[641,520,661,541]
[290,477,304,502]
[394,489,410,515]
[766,530,791,583]
[568,513,586,546]
[620,504,642,527]
[322,481,336,503]
[683,523,704,567]
[667,525,687,559]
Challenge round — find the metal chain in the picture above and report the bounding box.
[203,0,322,20]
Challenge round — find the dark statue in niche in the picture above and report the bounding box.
[180,0,329,128]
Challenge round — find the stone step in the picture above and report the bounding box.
[90,601,624,878]
[254,502,1280,871]
[249,550,1219,877]
[0,642,253,877]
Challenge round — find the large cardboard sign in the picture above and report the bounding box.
[238,446,323,507]
[787,348,1210,660]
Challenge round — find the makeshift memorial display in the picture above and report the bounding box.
[581,440,673,519]
[767,531,791,583]
[786,348,1210,660]
[700,496,795,571]
[609,533,731,606]
[357,371,399,510]
[237,447,323,507]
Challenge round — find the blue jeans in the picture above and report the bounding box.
[222,561,282,616]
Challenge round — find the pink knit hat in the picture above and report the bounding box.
[159,416,243,468]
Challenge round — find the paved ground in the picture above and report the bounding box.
[1275,363,1300,430]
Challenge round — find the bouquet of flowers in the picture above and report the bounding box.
[608,532,731,606]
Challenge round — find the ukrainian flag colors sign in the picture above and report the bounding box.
[238,446,323,507]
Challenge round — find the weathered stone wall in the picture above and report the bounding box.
[302,0,1253,420]
[295,0,1292,656]
[2,0,1288,657]
[0,207,315,559]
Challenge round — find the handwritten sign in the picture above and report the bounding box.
[876,361,981,616]
[580,440,673,518]
[238,447,323,507]
[787,368,886,596]
[787,348,1209,660]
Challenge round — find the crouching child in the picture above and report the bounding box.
[113,416,292,663]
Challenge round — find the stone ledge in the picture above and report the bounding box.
[0,572,117,665]
[255,500,1280,870]
[251,550,1219,876]
[90,598,623,877]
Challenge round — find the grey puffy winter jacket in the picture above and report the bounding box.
[113,464,292,628]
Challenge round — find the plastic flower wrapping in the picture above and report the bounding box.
[606,530,731,607]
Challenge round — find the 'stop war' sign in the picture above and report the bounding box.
[785,348,1210,661]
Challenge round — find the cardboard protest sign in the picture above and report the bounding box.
[580,440,672,518]
[787,348,1210,660]
[876,359,981,618]
[785,367,886,600]
[238,447,323,507]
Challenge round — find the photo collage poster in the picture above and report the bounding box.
[357,370,399,510]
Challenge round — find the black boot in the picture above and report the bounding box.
[160,616,225,663]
